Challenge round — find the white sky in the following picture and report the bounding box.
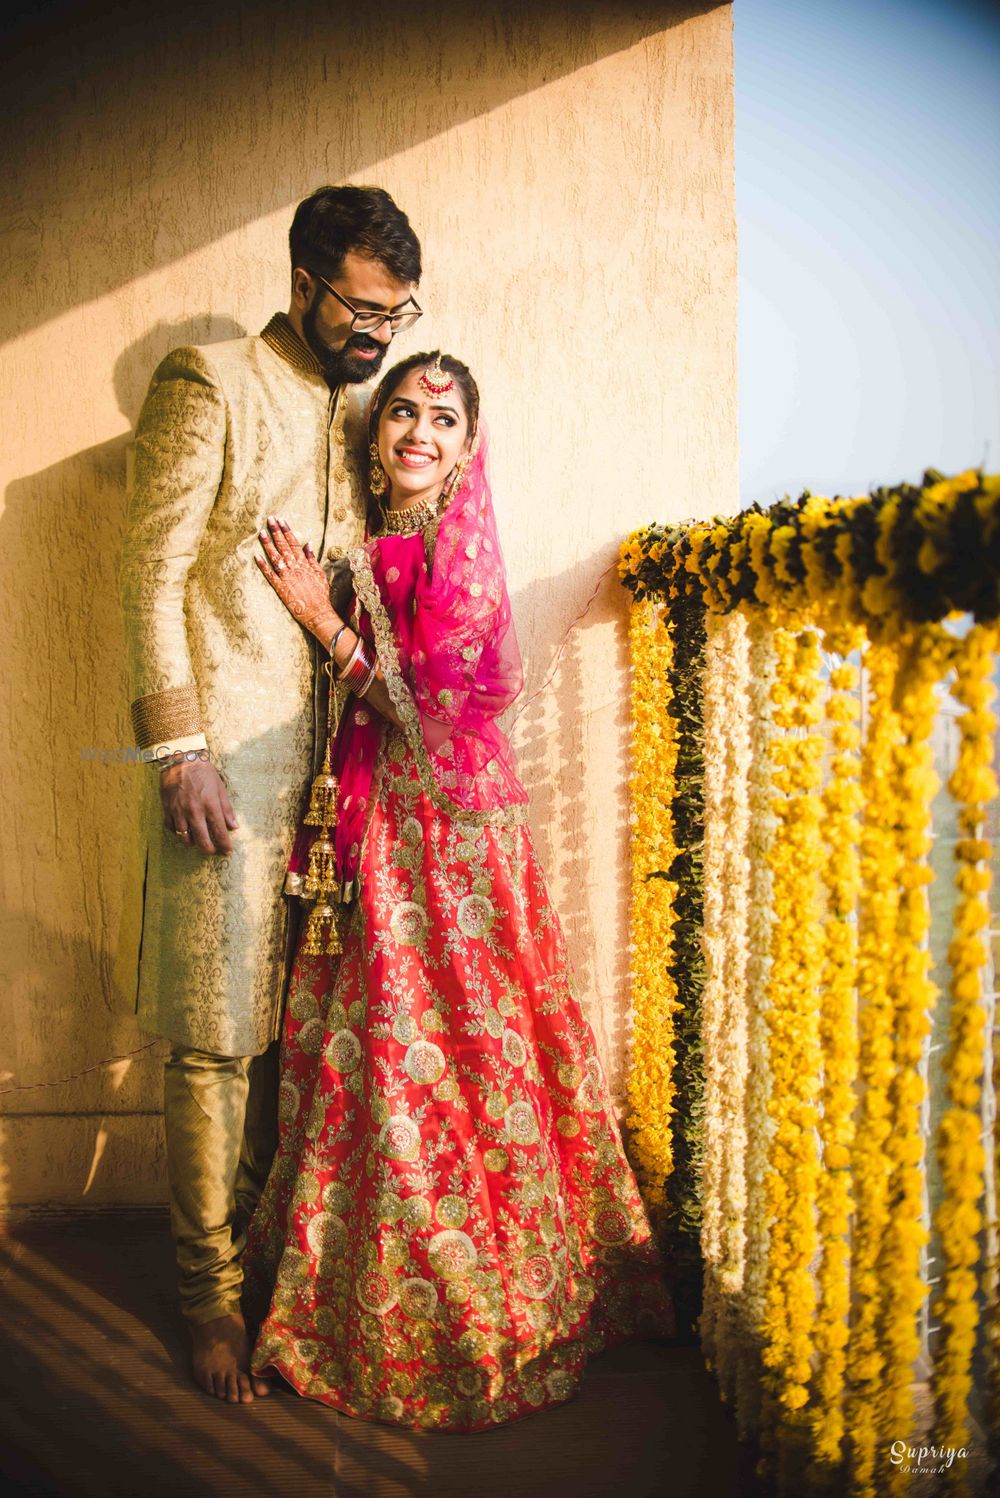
[736,0,1000,506]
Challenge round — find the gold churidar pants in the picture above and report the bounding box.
[163,1042,280,1324]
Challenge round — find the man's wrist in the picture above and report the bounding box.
[152,737,212,772]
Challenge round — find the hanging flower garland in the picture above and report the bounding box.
[808,626,863,1475]
[698,611,728,1376]
[717,609,752,1402]
[880,624,948,1496]
[990,993,1000,1474]
[845,641,902,1498]
[932,621,999,1479]
[699,610,752,1399]
[735,611,778,1442]
[759,627,825,1440]
[657,592,708,1337]
[624,597,682,1213]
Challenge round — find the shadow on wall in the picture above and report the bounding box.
[0,0,724,346]
[510,552,634,1093]
[0,914,168,1214]
[0,317,244,1209]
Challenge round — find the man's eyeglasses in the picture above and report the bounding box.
[314,275,422,335]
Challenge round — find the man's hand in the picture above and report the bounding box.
[160,759,239,856]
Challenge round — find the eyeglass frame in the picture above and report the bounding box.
[311,273,423,335]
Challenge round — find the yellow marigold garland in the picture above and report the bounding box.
[618,470,1000,635]
[990,950,1000,1468]
[845,642,902,1498]
[624,598,682,1212]
[808,627,863,1474]
[931,621,999,1484]
[760,628,825,1450]
[718,611,752,1347]
[880,624,946,1496]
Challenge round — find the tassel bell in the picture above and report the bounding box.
[305,744,338,827]
[301,899,342,957]
[298,668,347,957]
[303,834,337,899]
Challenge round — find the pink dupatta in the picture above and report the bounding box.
[288,430,528,900]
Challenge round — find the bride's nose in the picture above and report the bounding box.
[406,408,436,445]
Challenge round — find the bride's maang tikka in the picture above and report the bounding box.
[417,354,454,397]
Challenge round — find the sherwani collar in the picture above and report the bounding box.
[260,312,327,378]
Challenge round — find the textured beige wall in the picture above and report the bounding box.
[0,0,736,1209]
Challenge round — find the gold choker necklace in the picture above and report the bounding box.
[380,491,445,537]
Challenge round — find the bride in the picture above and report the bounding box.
[246,351,673,1430]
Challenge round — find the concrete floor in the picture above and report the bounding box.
[0,1212,753,1498]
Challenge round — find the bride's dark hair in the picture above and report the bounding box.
[365,352,480,527]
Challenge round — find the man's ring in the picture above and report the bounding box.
[176,828,189,838]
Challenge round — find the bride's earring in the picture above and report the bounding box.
[451,454,470,493]
[446,432,478,498]
[369,441,387,498]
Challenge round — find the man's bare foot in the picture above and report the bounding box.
[189,1312,272,1404]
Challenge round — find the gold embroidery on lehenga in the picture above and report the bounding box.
[244,731,674,1431]
[427,1229,478,1280]
[403,1040,446,1085]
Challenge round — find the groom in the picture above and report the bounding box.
[120,185,422,1403]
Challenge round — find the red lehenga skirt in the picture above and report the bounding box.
[245,730,674,1431]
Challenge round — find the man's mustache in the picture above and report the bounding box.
[344,334,383,356]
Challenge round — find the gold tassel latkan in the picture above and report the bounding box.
[303,834,336,899]
[305,744,338,827]
[298,662,346,958]
[301,900,342,957]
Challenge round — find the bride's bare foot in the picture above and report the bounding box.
[189,1312,273,1403]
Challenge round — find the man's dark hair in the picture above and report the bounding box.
[289,185,421,285]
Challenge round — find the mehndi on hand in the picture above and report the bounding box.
[255,516,336,638]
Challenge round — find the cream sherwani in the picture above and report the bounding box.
[120,314,367,1057]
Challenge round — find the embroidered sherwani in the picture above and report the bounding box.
[120,315,367,1057]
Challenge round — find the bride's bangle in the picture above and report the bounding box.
[335,634,365,680]
[354,659,378,699]
[343,646,376,693]
[336,634,377,694]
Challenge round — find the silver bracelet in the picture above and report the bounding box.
[329,621,350,657]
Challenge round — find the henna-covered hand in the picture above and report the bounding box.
[255,516,338,640]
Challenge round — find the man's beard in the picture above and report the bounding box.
[301,303,388,384]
